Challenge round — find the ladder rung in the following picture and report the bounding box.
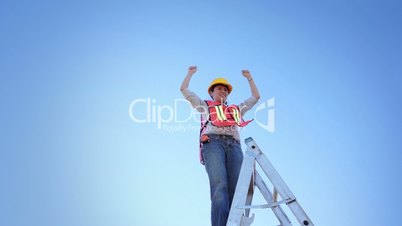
[238,198,291,210]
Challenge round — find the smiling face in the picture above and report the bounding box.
[209,84,229,103]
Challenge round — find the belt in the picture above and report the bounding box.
[206,133,235,140]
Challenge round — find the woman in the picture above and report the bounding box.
[180,65,260,226]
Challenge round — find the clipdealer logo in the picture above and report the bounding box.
[254,97,275,132]
[128,98,275,133]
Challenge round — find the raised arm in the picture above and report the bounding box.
[242,70,260,100]
[180,66,198,91]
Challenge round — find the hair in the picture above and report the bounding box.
[209,84,229,93]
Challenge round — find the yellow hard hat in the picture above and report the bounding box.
[208,78,233,94]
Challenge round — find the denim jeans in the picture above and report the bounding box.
[201,134,244,226]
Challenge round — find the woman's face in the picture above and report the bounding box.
[210,85,229,103]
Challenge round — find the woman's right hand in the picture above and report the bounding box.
[181,66,197,91]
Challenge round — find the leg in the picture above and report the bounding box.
[226,140,244,208]
[202,140,230,226]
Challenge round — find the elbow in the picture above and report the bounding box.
[254,95,261,100]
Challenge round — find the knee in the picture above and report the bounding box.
[211,182,228,202]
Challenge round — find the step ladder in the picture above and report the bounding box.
[227,137,314,226]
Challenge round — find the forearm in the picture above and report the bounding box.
[180,72,193,91]
[247,77,260,100]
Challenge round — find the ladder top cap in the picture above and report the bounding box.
[244,137,254,144]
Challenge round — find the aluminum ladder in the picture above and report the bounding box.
[226,137,314,226]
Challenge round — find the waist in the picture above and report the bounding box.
[206,133,239,142]
[203,125,239,139]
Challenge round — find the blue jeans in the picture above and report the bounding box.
[201,134,244,226]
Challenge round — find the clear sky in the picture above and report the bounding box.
[1,0,401,226]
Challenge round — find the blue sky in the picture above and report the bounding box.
[1,0,401,225]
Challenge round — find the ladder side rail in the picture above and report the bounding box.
[227,150,256,226]
[246,137,314,226]
[285,201,314,226]
[246,139,295,200]
[244,173,255,218]
[254,147,314,226]
[254,171,292,226]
